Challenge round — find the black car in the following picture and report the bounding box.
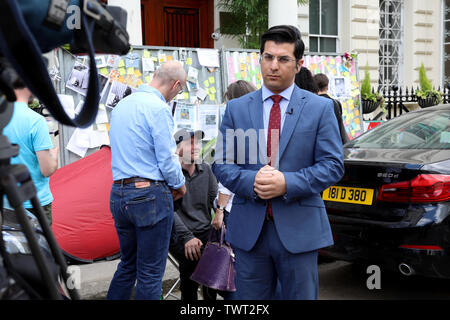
[1,209,70,299]
[321,104,450,279]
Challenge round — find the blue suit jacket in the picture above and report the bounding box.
[212,85,344,254]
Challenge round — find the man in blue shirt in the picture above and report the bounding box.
[3,78,58,224]
[107,60,187,300]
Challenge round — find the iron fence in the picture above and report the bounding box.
[366,85,450,120]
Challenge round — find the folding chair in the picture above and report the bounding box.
[162,252,204,300]
[162,252,181,300]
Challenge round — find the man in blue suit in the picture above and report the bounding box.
[212,25,344,300]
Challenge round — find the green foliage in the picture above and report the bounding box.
[416,63,442,104]
[361,65,383,104]
[200,137,217,164]
[361,65,372,100]
[217,0,309,49]
[28,98,40,109]
[416,88,442,103]
[418,63,432,92]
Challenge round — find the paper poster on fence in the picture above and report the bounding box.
[66,126,92,158]
[197,49,220,68]
[197,104,219,141]
[58,94,75,119]
[303,54,363,140]
[224,50,262,89]
[174,103,196,133]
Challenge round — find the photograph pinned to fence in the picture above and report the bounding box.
[98,73,110,98]
[95,56,107,68]
[66,61,109,97]
[105,81,136,109]
[331,76,350,98]
[106,55,121,68]
[187,66,199,84]
[66,61,89,96]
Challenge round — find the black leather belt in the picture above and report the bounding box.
[113,177,161,185]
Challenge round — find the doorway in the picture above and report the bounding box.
[141,0,214,48]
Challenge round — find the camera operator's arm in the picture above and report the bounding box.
[31,113,58,177]
[36,147,58,177]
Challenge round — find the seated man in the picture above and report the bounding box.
[170,129,218,301]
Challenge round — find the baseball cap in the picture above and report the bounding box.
[174,128,205,145]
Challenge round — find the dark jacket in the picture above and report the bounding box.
[319,93,349,145]
[173,163,218,245]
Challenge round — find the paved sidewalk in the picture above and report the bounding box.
[76,258,180,300]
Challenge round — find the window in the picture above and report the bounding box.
[346,110,450,150]
[379,0,404,90]
[309,0,339,53]
[443,0,450,85]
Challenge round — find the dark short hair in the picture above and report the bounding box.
[295,67,318,93]
[12,77,26,90]
[313,73,329,91]
[224,80,257,101]
[260,25,305,60]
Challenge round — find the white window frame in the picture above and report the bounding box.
[379,0,404,91]
[442,0,450,86]
[309,0,340,54]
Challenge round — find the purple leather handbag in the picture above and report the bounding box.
[190,225,236,292]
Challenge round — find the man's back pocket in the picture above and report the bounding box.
[125,195,156,227]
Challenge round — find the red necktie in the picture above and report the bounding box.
[266,95,282,218]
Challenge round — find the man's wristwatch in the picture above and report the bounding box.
[217,204,226,211]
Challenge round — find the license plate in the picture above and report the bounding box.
[322,186,374,205]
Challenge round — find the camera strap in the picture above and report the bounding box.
[0,0,99,128]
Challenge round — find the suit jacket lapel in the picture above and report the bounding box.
[248,90,267,164]
[278,86,306,161]
[249,89,263,131]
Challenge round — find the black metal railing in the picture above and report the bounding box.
[366,85,450,120]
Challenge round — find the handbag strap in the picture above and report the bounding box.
[207,224,226,247]
[220,224,225,246]
[0,0,99,128]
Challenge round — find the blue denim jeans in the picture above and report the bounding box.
[107,181,173,300]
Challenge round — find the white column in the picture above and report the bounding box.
[268,0,298,28]
[107,0,142,46]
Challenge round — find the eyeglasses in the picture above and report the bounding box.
[261,53,297,64]
[176,81,185,94]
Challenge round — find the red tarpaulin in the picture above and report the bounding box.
[50,146,119,263]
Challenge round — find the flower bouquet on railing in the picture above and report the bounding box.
[361,65,384,114]
[343,51,358,69]
[416,63,442,108]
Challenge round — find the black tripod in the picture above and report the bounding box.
[0,95,79,300]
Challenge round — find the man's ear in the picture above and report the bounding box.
[296,58,304,72]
